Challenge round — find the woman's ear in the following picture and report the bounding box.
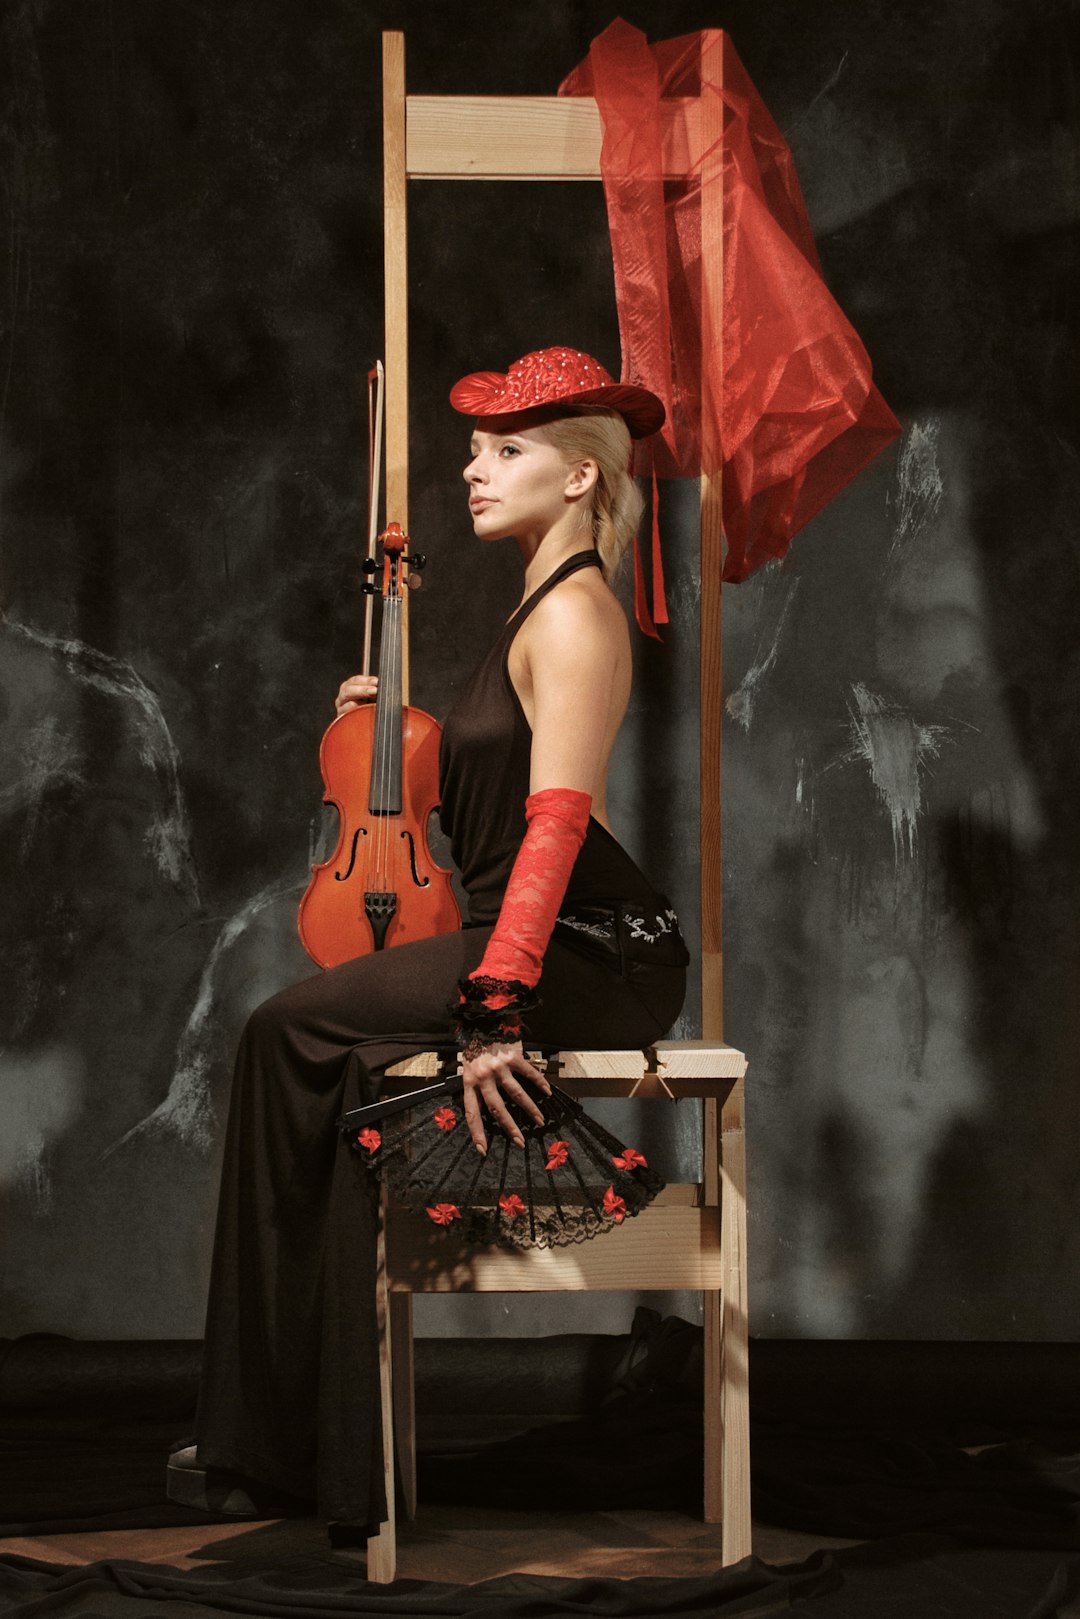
[564,459,599,499]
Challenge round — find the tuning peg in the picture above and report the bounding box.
[361,582,379,596]
[361,558,378,575]
[406,551,426,571]
[407,573,422,591]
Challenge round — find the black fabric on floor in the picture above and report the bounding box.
[10,1404,1080,1550]
[2,1541,1080,1619]
[416,1401,1080,1550]
[0,1415,231,1535]
[0,1551,841,1618]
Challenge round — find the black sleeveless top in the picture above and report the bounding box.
[438,550,663,926]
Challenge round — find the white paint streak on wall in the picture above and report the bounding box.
[2,617,200,900]
[726,581,800,732]
[0,1045,84,1209]
[891,417,943,552]
[0,716,85,859]
[844,683,949,860]
[102,884,297,1157]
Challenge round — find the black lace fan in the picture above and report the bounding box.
[342,1074,665,1251]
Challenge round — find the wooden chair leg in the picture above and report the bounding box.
[703,1286,723,1521]
[366,1187,397,1583]
[390,1291,417,1518]
[702,1097,724,1524]
[720,1077,751,1564]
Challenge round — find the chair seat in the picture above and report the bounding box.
[385,1039,747,1098]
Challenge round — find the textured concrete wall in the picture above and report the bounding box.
[1,0,1076,1341]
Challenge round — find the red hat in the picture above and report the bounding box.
[450,347,665,440]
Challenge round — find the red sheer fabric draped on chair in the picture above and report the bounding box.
[559,20,901,603]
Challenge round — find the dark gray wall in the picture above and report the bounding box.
[1,0,1076,1341]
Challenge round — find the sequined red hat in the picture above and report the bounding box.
[450,347,665,440]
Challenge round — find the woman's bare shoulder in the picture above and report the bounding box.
[525,567,627,648]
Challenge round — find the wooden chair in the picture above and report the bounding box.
[367,32,748,1582]
[367,1040,749,1582]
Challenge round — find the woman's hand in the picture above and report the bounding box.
[462,1040,551,1154]
[335,674,378,716]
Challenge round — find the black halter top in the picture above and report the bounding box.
[438,550,661,926]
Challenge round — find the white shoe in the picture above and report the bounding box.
[166,1444,272,1515]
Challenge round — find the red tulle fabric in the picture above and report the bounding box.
[470,788,591,989]
[559,21,900,587]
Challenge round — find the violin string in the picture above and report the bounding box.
[385,590,400,889]
[377,593,392,889]
[374,585,389,891]
[375,575,399,893]
[382,577,397,890]
[370,567,386,895]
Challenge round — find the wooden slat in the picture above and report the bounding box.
[702,1091,721,1520]
[556,1048,654,1080]
[382,34,408,533]
[366,1184,397,1582]
[387,1202,722,1291]
[698,21,725,1045]
[383,1041,746,1085]
[389,1292,416,1518]
[558,1072,740,1101]
[382,32,412,700]
[720,1074,752,1562]
[656,1040,746,1079]
[405,95,699,180]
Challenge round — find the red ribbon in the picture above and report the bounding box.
[612,1146,647,1171]
[545,1140,570,1171]
[560,21,900,606]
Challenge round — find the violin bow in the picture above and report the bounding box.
[362,360,386,677]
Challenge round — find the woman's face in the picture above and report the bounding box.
[463,423,591,544]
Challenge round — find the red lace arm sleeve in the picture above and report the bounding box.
[451,787,591,1051]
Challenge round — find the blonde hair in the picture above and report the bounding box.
[539,408,644,583]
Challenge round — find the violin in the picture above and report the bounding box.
[298,522,460,967]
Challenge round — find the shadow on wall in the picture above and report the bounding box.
[728,3,1080,1337]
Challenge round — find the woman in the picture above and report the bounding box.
[169,347,688,1533]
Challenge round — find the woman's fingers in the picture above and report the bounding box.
[498,1071,548,1128]
[462,1085,488,1155]
[479,1076,525,1148]
[462,1043,551,1148]
[334,674,379,715]
[512,1052,551,1094]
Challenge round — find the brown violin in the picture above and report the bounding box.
[298,522,460,967]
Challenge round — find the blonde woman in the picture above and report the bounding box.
[171,347,688,1535]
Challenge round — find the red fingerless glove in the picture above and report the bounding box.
[478,787,592,985]
[451,787,591,1055]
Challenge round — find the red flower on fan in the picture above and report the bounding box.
[612,1146,647,1171]
[603,1186,627,1223]
[434,1107,458,1132]
[356,1127,381,1154]
[499,1193,526,1219]
[545,1140,570,1171]
[426,1203,461,1225]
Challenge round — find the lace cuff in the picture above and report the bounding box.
[449,973,539,1056]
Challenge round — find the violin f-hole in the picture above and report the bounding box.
[400,828,430,888]
[335,825,368,883]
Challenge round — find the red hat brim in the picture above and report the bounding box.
[450,373,665,440]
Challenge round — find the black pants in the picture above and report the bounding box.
[193,925,685,1529]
